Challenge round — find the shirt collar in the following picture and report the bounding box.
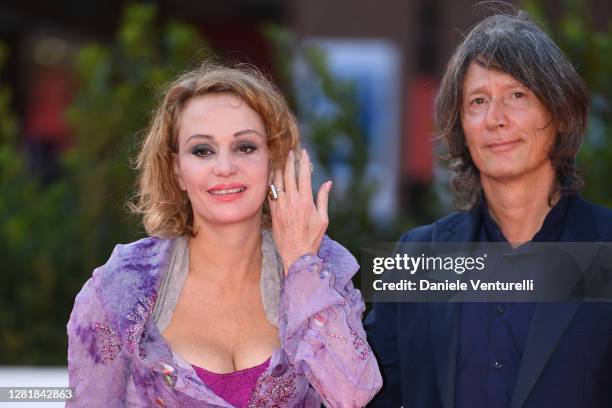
[479,194,572,243]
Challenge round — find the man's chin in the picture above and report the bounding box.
[480,167,525,182]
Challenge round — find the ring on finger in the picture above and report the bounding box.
[268,184,285,200]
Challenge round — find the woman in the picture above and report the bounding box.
[66,62,382,407]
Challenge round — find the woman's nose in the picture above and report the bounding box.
[212,151,238,177]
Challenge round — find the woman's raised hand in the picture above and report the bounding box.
[268,149,332,275]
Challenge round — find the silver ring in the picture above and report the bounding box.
[268,184,285,200]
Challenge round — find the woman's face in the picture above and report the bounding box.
[174,93,270,229]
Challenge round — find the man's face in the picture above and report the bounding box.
[460,62,557,183]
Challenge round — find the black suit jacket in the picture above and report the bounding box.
[366,195,612,408]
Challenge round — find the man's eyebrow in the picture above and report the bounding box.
[464,85,488,97]
[464,81,527,98]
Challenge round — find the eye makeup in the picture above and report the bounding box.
[191,144,214,158]
[188,141,262,159]
[235,141,258,154]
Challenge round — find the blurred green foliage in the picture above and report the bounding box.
[0,3,208,364]
[63,3,208,271]
[0,42,78,363]
[523,0,612,207]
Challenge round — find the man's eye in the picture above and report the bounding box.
[237,143,257,154]
[192,146,214,158]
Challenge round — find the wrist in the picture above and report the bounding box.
[282,250,318,273]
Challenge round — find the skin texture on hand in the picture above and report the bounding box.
[268,149,332,274]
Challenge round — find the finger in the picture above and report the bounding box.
[268,168,284,208]
[268,192,277,217]
[316,181,332,222]
[298,149,313,203]
[283,150,298,200]
[273,167,284,191]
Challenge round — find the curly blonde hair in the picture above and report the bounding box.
[130,62,300,237]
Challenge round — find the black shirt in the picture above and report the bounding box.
[455,195,571,408]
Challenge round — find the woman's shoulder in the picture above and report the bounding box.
[104,236,174,265]
[76,236,176,318]
[93,236,174,282]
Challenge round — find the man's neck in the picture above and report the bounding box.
[481,164,558,246]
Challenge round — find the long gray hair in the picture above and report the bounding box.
[436,7,589,210]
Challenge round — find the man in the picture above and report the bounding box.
[366,8,612,408]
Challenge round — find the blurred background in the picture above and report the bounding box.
[0,0,610,392]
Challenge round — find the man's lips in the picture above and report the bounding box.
[486,139,522,152]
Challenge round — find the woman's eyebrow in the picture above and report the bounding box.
[183,129,263,147]
[184,133,213,146]
[234,129,264,138]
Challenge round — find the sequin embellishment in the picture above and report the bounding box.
[348,325,370,360]
[159,363,176,388]
[93,322,121,362]
[247,369,297,407]
[126,296,154,356]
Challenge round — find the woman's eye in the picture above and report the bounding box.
[237,143,257,154]
[512,91,526,99]
[191,145,214,158]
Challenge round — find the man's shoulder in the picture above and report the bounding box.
[568,195,612,241]
[399,211,473,243]
[572,195,612,219]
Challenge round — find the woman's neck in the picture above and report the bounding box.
[187,217,263,286]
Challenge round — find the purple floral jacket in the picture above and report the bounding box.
[66,235,382,407]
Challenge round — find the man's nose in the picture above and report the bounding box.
[485,98,509,130]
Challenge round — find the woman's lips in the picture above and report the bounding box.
[486,139,522,153]
[207,184,247,202]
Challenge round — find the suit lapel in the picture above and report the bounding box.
[511,195,603,407]
[510,302,580,408]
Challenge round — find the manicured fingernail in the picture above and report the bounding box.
[327,181,333,190]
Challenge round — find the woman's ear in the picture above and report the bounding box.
[173,153,186,191]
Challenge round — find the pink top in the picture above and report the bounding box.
[191,358,271,408]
